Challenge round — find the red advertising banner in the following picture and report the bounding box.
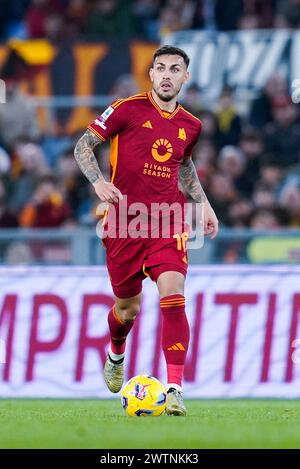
[0,266,300,398]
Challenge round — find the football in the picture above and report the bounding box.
[121,375,167,417]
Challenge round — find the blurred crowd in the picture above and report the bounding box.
[0,73,299,235]
[183,78,300,231]
[1,0,300,42]
[0,0,300,266]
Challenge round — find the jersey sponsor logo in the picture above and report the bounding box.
[142,120,153,128]
[143,162,171,179]
[178,128,187,141]
[151,138,173,163]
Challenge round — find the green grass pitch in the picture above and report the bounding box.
[0,399,299,449]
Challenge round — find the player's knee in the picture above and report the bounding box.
[117,303,140,322]
[160,288,184,299]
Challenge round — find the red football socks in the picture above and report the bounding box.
[108,305,135,355]
[160,294,190,387]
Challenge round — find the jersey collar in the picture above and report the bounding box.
[147,91,181,120]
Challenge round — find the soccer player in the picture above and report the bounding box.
[74,45,218,416]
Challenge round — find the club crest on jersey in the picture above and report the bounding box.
[178,128,187,141]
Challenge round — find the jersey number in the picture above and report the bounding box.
[173,232,189,252]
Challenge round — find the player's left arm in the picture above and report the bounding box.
[179,157,219,239]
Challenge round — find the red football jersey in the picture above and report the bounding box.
[88,91,202,233]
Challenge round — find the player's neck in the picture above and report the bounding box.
[150,89,178,113]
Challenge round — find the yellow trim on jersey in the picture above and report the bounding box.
[101,133,119,227]
[111,98,123,109]
[179,105,202,124]
[110,134,119,183]
[113,93,148,110]
[147,91,181,119]
[88,125,106,142]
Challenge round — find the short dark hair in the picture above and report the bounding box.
[152,45,190,68]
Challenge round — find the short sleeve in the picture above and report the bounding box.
[88,100,128,142]
[184,122,202,159]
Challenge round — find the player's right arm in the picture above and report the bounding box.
[74,129,123,204]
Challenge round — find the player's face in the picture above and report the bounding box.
[149,55,189,102]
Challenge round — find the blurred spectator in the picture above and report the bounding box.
[250,208,286,230]
[0,1,7,39]
[159,0,202,36]
[238,14,260,30]
[259,160,284,191]
[132,0,161,39]
[9,142,48,212]
[228,198,253,227]
[239,128,265,187]
[198,110,218,140]
[249,207,285,229]
[275,0,300,29]
[279,179,300,226]
[214,0,244,31]
[243,0,275,28]
[20,174,72,228]
[265,95,300,167]
[171,0,200,30]
[252,184,277,210]
[65,0,88,37]
[56,147,90,217]
[26,0,86,40]
[26,0,50,38]
[1,0,30,39]
[41,128,73,168]
[181,83,202,117]
[0,179,19,228]
[109,74,139,99]
[0,80,40,149]
[0,146,11,175]
[193,138,217,172]
[78,183,100,225]
[44,12,64,41]
[206,172,237,225]
[249,73,288,128]
[218,145,253,197]
[250,209,280,230]
[192,138,216,185]
[85,0,140,40]
[215,86,242,148]
[159,2,183,37]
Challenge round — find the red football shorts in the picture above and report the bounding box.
[102,233,189,299]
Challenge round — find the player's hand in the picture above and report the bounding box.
[203,199,219,239]
[93,179,123,204]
